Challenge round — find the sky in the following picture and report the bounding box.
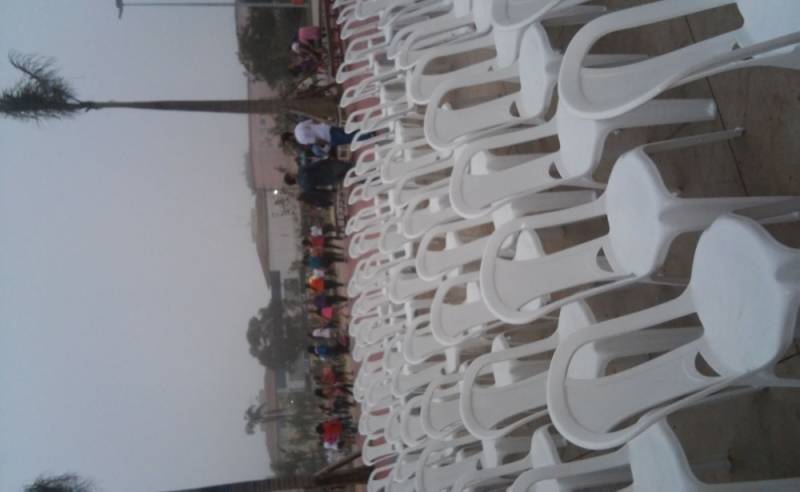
[0,1,273,491]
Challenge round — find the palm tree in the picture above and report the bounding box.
[24,473,94,492]
[0,52,337,123]
[244,403,295,435]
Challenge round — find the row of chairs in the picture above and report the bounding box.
[335,0,800,490]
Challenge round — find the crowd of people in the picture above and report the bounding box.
[284,26,363,462]
[290,26,324,73]
[301,223,358,456]
[282,26,359,210]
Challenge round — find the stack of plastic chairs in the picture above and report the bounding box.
[334,0,800,490]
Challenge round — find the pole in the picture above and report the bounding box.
[123,2,305,7]
[116,0,307,18]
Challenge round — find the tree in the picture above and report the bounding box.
[237,8,305,87]
[246,299,307,371]
[244,402,267,435]
[243,403,295,435]
[24,473,93,492]
[0,52,337,123]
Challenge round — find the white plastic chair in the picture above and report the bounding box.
[393,0,492,70]
[355,129,428,178]
[347,0,457,64]
[422,22,624,150]
[546,214,800,451]
[399,186,460,240]
[448,98,717,218]
[510,420,799,491]
[428,222,550,346]
[558,0,800,120]
[402,0,605,105]
[350,223,384,259]
[387,260,443,303]
[480,130,800,325]
[415,431,533,491]
[380,138,452,185]
[388,159,452,212]
[347,198,395,234]
[460,301,701,440]
[340,62,404,107]
[416,189,598,281]
[363,434,401,465]
[449,424,566,492]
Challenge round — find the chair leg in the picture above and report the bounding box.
[643,128,744,155]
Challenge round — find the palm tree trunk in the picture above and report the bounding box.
[79,97,338,120]
[221,466,373,491]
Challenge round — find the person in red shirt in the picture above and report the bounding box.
[320,365,338,385]
[317,419,343,446]
[307,276,344,293]
[303,236,343,253]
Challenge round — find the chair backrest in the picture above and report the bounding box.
[546,215,800,450]
[557,0,800,119]
[481,134,799,325]
[458,302,593,440]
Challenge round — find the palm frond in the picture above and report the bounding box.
[25,473,94,492]
[1,52,81,121]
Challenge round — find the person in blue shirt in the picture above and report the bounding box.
[308,343,347,360]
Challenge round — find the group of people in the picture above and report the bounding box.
[304,224,350,359]
[281,119,358,209]
[289,25,326,79]
[313,364,357,452]
[300,222,357,455]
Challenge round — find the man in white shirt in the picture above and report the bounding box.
[292,119,332,146]
[282,119,361,151]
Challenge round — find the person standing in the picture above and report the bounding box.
[283,119,363,151]
[283,158,352,193]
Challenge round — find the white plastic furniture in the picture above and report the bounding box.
[449,98,717,218]
[480,131,800,324]
[415,431,532,491]
[558,0,800,120]
[461,301,701,440]
[511,420,799,491]
[546,214,800,450]
[416,189,597,280]
[422,21,635,149]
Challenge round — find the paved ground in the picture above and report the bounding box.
[338,1,800,486]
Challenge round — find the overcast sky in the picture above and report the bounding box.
[0,1,272,491]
